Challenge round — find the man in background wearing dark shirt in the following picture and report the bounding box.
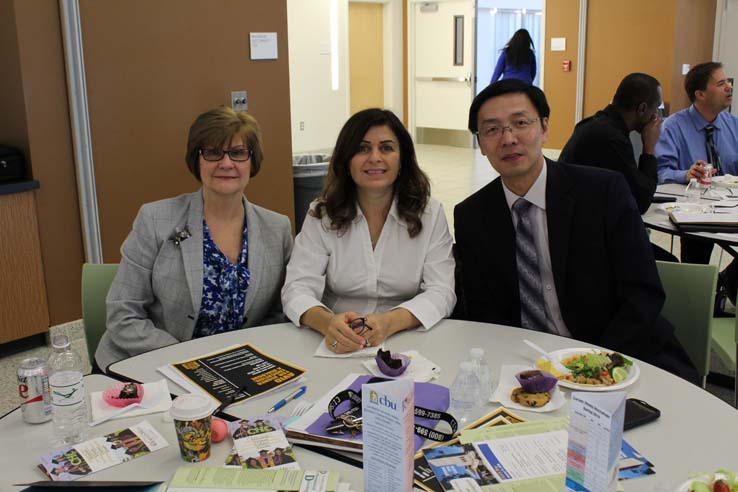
[560,73,675,261]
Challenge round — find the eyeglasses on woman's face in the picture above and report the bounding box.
[199,147,253,162]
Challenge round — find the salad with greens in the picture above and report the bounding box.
[560,351,633,386]
[687,471,738,491]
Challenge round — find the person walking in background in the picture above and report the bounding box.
[490,29,536,85]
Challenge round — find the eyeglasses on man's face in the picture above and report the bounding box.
[349,317,373,337]
[199,147,253,162]
[477,117,541,140]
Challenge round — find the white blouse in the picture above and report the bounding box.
[282,197,456,329]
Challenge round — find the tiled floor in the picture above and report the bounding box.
[1,144,734,416]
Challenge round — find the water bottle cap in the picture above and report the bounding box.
[51,335,70,349]
[470,348,484,358]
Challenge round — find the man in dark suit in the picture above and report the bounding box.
[559,73,677,262]
[454,79,698,383]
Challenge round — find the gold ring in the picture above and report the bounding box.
[330,340,338,348]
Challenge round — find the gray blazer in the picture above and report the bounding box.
[95,190,293,370]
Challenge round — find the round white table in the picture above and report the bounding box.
[103,319,738,490]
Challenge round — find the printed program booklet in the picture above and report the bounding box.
[38,420,169,481]
[224,416,300,470]
[167,467,341,492]
[159,344,306,408]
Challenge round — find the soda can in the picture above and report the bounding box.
[18,357,52,423]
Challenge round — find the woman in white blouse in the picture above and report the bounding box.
[282,108,456,353]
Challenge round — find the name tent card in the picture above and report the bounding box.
[566,391,626,492]
[362,379,414,492]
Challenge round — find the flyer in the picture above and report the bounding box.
[161,344,306,407]
[362,378,415,492]
[226,416,299,470]
[565,391,626,492]
[167,467,340,492]
[38,420,169,481]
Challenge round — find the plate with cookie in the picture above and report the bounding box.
[490,365,565,413]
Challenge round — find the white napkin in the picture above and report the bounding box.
[362,350,440,382]
[490,364,566,413]
[314,336,382,358]
[90,379,172,422]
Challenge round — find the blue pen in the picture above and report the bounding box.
[267,385,307,413]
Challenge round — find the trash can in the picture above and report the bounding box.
[292,153,330,233]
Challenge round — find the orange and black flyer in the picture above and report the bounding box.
[171,344,306,406]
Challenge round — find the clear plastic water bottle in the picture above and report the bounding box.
[684,178,700,203]
[48,335,87,446]
[469,348,492,404]
[449,361,481,426]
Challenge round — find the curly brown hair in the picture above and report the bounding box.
[311,108,430,238]
[185,106,263,180]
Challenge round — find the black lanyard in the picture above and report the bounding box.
[326,377,458,442]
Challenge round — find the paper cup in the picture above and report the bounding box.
[170,394,213,462]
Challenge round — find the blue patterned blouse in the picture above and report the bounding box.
[193,219,251,338]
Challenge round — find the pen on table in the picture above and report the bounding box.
[267,385,307,413]
[215,382,250,414]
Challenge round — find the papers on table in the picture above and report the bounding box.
[38,421,169,481]
[167,467,344,492]
[670,210,738,232]
[225,416,300,471]
[157,344,306,411]
[414,409,654,492]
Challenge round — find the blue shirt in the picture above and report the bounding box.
[193,219,251,338]
[656,105,738,183]
[490,51,536,85]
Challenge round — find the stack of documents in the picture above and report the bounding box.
[166,467,353,492]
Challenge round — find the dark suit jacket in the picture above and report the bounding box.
[559,105,657,214]
[453,159,673,360]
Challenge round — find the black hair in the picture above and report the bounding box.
[504,29,535,67]
[685,62,723,103]
[612,73,661,111]
[468,79,550,133]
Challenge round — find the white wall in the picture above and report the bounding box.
[287,0,350,153]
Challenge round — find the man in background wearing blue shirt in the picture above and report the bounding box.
[656,61,738,309]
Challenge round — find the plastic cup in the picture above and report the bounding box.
[170,394,213,462]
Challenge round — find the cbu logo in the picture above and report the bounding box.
[377,394,397,410]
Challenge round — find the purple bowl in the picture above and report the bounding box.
[376,349,411,377]
[515,369,557,393]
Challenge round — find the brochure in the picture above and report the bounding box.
[419,412,650,491]
[38,420,169,481]
[167,467,340,492]
[362,379,415,492]
[565,391,626,492]
[226,416,300,470]
[413,408,526,492]
[287,374,449,454]
[159,344,306,408]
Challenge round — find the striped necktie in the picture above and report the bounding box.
[705,125,723,175]
[512,198,549,332]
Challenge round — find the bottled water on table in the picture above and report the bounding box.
[684,178,700,203]
[48,335,87,446]
[449,361,481,426]
[469,348,492,404]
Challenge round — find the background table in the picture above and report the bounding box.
[5,374,363,491]
[107,319,738,489]
[646,183,738,256]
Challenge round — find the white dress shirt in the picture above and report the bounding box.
[501,162,571,337]
[282,197,456,329]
